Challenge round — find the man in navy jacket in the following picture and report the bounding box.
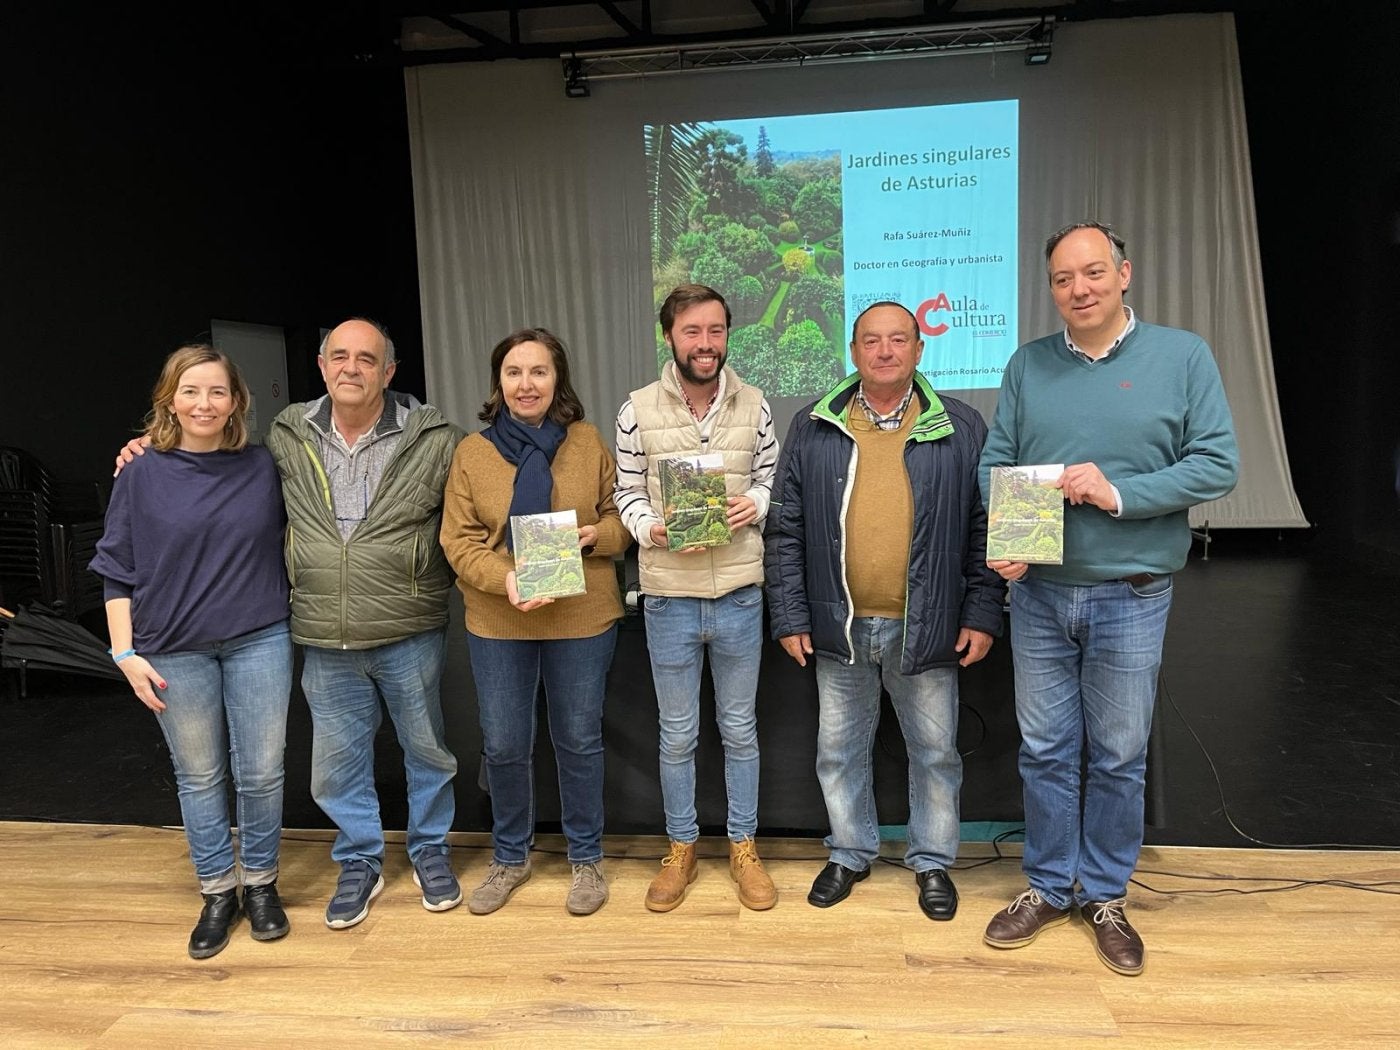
[765,301,1004,921]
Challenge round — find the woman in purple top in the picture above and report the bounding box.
[91,345,292,961]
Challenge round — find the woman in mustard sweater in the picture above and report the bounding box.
[440,328,630,916]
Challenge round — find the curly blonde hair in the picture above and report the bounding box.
[143,344,251,452]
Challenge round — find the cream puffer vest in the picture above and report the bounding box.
[631,364,765,598]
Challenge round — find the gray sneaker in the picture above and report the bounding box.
[566,862,608,916]
[412,845,463,912]
[468,859,532,915]
[325,859,385,929]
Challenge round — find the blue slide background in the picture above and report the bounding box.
[715,100,1018,389]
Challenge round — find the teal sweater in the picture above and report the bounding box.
[978,320,1238,585]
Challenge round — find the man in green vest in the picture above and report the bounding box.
[615,284,781,913]
[265,319,464,930]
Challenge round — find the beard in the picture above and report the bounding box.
[672,347,726,386]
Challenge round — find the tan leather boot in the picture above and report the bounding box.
[729,838,777,911]
[645,841,697,912]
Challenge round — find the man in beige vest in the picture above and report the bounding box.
[765,302,1004,920]
[615,284,780,912]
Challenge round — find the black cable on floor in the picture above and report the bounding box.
[1130,867,1400,897]
[1159,673,1400,851]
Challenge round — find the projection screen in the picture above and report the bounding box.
[406,12,1306,530]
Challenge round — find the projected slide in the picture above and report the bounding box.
[646,99,1017,397]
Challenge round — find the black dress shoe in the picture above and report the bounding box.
[807,862,870,908]
[916,867,958,921]
[188,889,240,959]
[243,882,290,942]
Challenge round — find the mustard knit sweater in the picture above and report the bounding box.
[845,410,915,619]
[440,422,630,639]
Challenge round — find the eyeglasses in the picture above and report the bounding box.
[331,464,371,526]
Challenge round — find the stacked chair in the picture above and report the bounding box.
[1,447,111,697]
[0,447,107,619]
[0,449,57,612]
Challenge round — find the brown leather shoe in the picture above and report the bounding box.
[1085,898,1144,976]
[645,841,698,912]
[729,838,777,911]
[984,887,1071,949]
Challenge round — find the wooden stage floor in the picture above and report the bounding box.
[2,823,1397,1048]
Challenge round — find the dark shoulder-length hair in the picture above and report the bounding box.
[478,327,586,427]
[143,344,251,452]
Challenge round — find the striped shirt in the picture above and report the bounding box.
[614,371,779,549]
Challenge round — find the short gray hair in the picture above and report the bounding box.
[850,300,920,343]
[1045,222,1127,274]
[318,317,396,366]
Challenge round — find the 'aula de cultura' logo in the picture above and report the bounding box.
[916,293,1008,338]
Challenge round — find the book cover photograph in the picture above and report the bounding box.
[658,453,732,551]
[986,464,1065,564]
[510,509,586,600]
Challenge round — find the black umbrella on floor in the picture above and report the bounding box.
[0,603,124,682]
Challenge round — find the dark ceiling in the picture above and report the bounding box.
[263,1,1275,66]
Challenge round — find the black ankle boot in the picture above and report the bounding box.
[243,882,290,941]
[188,889,240,959]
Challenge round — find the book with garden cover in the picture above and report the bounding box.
[658,453,732,551]
[987,464,1065,564]
[510,509,586,600]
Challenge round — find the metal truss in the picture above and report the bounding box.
[566,16,1052,84]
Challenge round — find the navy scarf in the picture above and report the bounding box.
[483,410,566,550]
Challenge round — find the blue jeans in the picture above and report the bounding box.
[814,617,961,873]
[466,625,616,865]
[150,620,292,892]
[643,585,763,842]
[1010,574,1173,908]
[302,628,457,870]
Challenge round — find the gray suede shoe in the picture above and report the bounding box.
[468,859,532,915]
[565,862,608,916]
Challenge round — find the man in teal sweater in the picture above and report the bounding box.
[978,222,1238,976]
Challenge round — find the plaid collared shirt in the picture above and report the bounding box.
[305,394,410,540]
[855,382,915,431]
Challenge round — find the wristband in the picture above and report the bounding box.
[110,648,137,664]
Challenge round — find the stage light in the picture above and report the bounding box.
[1024,17,1053,66]
[563,55,589,98]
